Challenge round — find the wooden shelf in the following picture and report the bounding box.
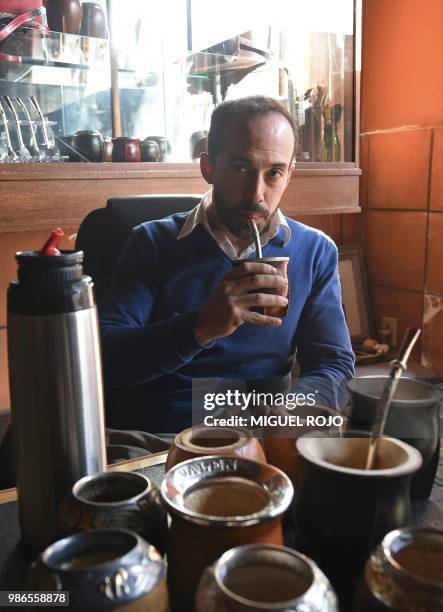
[0,162,361,233]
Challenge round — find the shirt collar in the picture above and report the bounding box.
[178,190,291,257]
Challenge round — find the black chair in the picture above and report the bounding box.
[75,194,201,302]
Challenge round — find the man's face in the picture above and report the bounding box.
[201,113,294,239]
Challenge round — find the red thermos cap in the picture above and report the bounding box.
[40,227,64,256]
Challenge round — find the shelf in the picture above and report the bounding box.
[182,36,280,82]
[0,162,361,234]
[0,26,109,68]
[0,26,165,90]
[0,26,160,75]
[0,161,361,180]
[0,26,274,81]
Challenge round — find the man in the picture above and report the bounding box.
[99,96,354,433]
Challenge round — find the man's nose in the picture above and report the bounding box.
[246,172,266,205]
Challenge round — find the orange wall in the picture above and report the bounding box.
[361,0,443,372]
[361,0,443,131]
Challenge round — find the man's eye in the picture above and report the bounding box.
[269,169,283,178]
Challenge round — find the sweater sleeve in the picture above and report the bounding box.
[98,225,204,388]
[292,239,355,409]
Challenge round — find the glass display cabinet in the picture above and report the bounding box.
[0,0,361,232]
[0,27,111,160]
[110,0,357,164]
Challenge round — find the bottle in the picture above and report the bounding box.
[7,229,106,550]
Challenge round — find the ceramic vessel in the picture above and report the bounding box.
[293,434,422,610]
[28,529,168,611]
[46,0,82,34]
[356,527,443,611]
[112,137,141,162]
[196,544,339,611]
[347,376,443,499]
[80,2,107,38]
[263,404,347,488]
[232,257,289,316]
[165,425,266,471]
[71,130,104,162]
[60,471,167,555]
[161,455,293,612]
[144,136,169,161]
[140,139,160,162]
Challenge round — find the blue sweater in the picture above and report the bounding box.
[99,214,354,432]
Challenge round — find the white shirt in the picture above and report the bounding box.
[177,190,291,259]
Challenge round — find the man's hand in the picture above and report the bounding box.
[194,262,288,346]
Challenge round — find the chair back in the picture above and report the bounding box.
[75,194,201,301]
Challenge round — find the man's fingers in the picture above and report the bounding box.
[228,274,288,295]
[242,309,283,326]
[224,262,279,280]
[238,292,289,308]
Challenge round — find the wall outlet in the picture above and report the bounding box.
[381,316,398,348]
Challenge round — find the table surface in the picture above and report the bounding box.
[0,449,442,593]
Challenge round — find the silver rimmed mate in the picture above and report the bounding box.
[161,455,293,612]
[358,526,443,610]
[60,471,167,555]
[28,529,168,611]
[196,543,339,611]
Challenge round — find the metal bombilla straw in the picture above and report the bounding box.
[29,95,58,159]
[0,100,17,160]
[248,218,262,258]
[365,327,421,470]
[16,97,43,160]
[2,96,31,160]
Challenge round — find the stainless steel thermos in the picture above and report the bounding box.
[7,249,106,550]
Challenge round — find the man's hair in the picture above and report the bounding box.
[207,95,298,162]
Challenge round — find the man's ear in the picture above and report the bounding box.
[200,152,214,184]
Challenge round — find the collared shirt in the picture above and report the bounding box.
[177,190,291,259]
